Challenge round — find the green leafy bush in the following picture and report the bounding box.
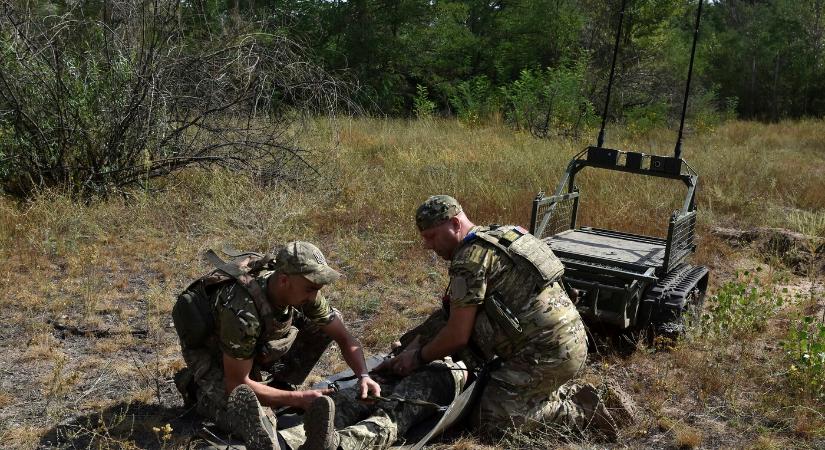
[625,102,669,137]
[500,57,596,138]
[785,315,825,399]
[447,76,497,126]
[413,85,437,119]
[702,270,784,338]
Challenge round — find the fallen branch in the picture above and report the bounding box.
[711,226,824,274]
[711,226,823,252]
[47,319,148,339]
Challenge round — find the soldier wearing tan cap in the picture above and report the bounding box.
[173,241,381,450]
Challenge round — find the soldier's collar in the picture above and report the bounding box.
[462,225,483,243]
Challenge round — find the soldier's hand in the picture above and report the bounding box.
[358,375,381,399]
[373,357,394,374]
[293,388,333,410]
[392,349,420,376]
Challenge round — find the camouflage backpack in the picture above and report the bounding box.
[172,247,279,350]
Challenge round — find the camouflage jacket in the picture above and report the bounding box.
[210,271,334,361]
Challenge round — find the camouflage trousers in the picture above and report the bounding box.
[401,307,598,434]
[179,314,333,434]
[279,359,466,450]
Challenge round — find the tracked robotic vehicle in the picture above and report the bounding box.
[529,0,709,335]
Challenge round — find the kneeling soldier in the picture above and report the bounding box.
[173,241,380,449]
[378,195,634,438]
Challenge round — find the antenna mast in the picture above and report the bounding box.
[674,0,705,159]
[597,0,627,148]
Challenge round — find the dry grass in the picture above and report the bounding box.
[0,118,823,448]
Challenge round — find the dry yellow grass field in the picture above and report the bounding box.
[0,118,823,448]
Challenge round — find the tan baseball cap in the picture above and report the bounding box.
[273,241,341,285]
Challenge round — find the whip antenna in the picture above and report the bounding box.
[597,0,627,148]
[674,0,704,159]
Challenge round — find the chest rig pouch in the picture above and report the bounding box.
[469,226,565,340]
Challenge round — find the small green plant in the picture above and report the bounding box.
[784,315,825,399]
[413,85,437,119]
[625,101,669,137]
[724,96,739,122]
[447,76,496,126]
[702,270,784,338]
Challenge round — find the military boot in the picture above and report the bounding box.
[601,381,638,427]
[299,396,339,450]
[227,384,279,450]
[572,384,618,441]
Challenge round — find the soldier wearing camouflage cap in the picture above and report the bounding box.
[173,241,381,450]
[377,195,634,438]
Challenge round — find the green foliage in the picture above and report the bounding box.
[447,76,497,125]
[58,0,822,121]
[724,97,739,122]
[785,315,825,399]
[485,0,584,81]
[501,58,596,137]
[624,102,669,138]
[705,0,825,120]
[702,270,784,338]
[413,85,437,119]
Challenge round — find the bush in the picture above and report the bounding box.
[702,270,784,338]
[785,315,825,400]
[500,57,596,138]
[447,76,497,125]
[0,1,346,199]
[413,85,437,119]
[625,102,669,137]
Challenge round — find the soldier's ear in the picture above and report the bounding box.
[450,216,462,233]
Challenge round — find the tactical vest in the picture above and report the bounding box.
[470,225,564,283]
[172,248,297,365]
[465,225,565,340]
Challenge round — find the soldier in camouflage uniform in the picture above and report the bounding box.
[278,358,467,450]
[174,241,382,450]
[377,195,630,437]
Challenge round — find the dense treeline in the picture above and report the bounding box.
[187,0,824,124]
[1,0,823,197]
[5,0,824,124]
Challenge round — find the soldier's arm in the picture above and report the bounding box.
[418,244,489,360]
[383,304,478,376]
[418,304,478,361]
[392,246,489,373]
[321,315,381,398]
[222,353,331,410]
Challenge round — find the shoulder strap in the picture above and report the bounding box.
[469,226,563,283]
[470,225,526,256]
[204,250,275,323]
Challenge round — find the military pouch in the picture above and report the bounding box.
[172,283,214,349]
[483,292,523,341]
[255,325,299,368]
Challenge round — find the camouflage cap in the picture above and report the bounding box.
[273,241,341,285]
[415,195,463,231]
